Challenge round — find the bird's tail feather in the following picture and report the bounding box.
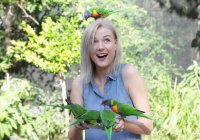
[136,109,145,113]
[105,127,112,140]
[139,114,155,121]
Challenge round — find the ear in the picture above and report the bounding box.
[114,39,118,51]
[115,39,117,45]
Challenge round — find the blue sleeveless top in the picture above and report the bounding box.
[82,64,141,140]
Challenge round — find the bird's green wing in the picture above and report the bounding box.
[72,110,100,126]
[100,110,116,127]
[66,104,87,118]
[82,110,100,125]
[117,102,153,120]
[65,98,88,118]
[70,118,85,126]
[88,7,114,17]
[95,7,113,17]
[117,102,141,115]
[100,110,116,140]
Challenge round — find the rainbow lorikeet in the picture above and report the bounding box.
[101,99,153,120]
[100,110,116,140]
[65,98,88,118]
[45,99,87,119]
[65,99,100,127]
[84,7,115,20]
[70,109,101,127]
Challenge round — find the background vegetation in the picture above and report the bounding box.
[0,0,199,140]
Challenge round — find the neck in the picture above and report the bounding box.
[94,66,111,84]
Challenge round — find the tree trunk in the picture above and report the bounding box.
[58,72,69,138]
[197,4,200,64]
[2,4,14,88]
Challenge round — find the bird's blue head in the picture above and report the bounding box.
[84,10,92,20]
[101,99,111,106]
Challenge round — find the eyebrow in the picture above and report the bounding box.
[103,35,112,38]
[94,35,112,39]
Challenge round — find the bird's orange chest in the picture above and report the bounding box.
[111,105,119,114]
[92,10,101,17]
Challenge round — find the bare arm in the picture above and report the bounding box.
[67,75,84,140]
[122,64,153,135]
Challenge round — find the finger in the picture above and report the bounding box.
[75,124,84,130]
[113,127,123,132]
[114,123,121,130]
[113,124,122,131]
[114,125,124,132]
[116,119,120,123]
[113,119,125,132]
[75,123,88,130]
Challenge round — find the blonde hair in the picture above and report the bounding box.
[80,18,122,83]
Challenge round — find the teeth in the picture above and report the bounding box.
[97,54,107,57]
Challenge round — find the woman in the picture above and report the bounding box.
[68,18,153,140]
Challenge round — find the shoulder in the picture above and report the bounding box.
[72,75,83,86]
[122,64,144,91]
[71,75,84,104]
[71,75,84,94]
[122,64,140,79]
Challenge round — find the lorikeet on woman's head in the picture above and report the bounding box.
[84,7,115,20]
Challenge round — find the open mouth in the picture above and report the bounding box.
[96,54,108,60]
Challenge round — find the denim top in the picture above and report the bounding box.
[83,64,141,140]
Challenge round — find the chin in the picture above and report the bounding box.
[96,62,111,68]
[99,62,109,66]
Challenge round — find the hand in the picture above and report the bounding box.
[113,117,125,132]
[75,123,89,130]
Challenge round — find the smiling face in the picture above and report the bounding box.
[89,27,117,71]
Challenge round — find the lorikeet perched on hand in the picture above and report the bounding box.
[100,110,116,140]
[65,99,100,127]
[101,99,153,120]
[84,7,115,20]
[70,110,101,127]
[45,99,87,119]
[65,98,87,118]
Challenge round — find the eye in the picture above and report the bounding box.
[93,39,98,43]
[104,38,111,43]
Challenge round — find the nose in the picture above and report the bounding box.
[96,41,105,50]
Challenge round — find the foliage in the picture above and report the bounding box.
[181,60,200,88]
[155,0,198,19]
[9,16,81,74]
[0,0,18,3]
[155,0,200,52]
[0,52,12,73]
[143,61,200,140]
[0,0,81,75]
[78,0,177,79]
[24,0,80,19]
[0,78,66,139]
[0,0,199,139]
[0,78,39,139]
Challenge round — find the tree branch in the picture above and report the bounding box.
[17,3,39,25]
